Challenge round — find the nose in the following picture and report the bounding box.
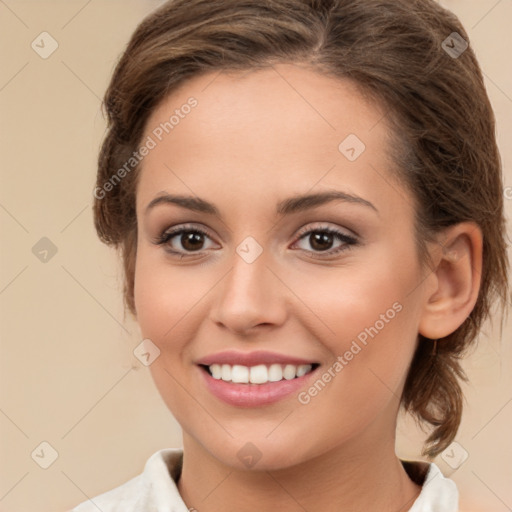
[209,246,288,336]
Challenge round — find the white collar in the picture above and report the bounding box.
[72,448,459,512]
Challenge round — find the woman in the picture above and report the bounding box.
[72,0,510,510]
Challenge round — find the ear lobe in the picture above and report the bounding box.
[418,222,483,340]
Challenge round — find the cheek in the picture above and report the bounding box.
[133,257,168,340]
[289,257,414,347]
[289,249,421,395]
[133,247,201,340]
[133,251,199,419]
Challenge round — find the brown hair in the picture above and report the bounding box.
[93,0,510,458]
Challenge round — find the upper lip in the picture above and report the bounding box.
[196,350,318,367]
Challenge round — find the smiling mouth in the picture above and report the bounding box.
[199,363,320,384]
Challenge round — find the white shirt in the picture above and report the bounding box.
[71,448,459,511]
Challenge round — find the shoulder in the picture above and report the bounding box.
[401,460,459,512]
[71,472,147,511]
[68,448,184,512]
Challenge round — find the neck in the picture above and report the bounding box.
[177,417,421,512]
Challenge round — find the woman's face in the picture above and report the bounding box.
[133,63,436,470]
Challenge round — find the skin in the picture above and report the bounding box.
[132,63,482,512]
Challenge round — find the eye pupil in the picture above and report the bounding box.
[182,232,204,251]
[310,232,333,251]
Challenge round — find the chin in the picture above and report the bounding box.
[199,435,311,472]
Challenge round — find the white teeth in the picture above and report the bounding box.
[296,364,309,377]
[249,364,268,384]
[268,364,283,382]
[221,364,231,381]
[283,364,296,380]
[231,365,249,383]
[208,363,313,384]
[210,364,222,379]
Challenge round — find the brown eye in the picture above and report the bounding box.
[293,226,358,257]
[308,231,336,252]
[179,231,206,251]
[155,225,217,256]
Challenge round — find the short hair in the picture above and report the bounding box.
[93,0,510,458]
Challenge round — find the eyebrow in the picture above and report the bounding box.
[144,190,379,217]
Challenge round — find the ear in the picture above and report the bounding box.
[418,222,483,340]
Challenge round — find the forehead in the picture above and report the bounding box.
[136,63,408,220]
[143,63,389,148]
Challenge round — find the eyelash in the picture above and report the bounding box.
[153,223,358,260]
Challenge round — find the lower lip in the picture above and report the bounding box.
[198,365,319,407]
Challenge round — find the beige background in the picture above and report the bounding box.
[0,1,511,511]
